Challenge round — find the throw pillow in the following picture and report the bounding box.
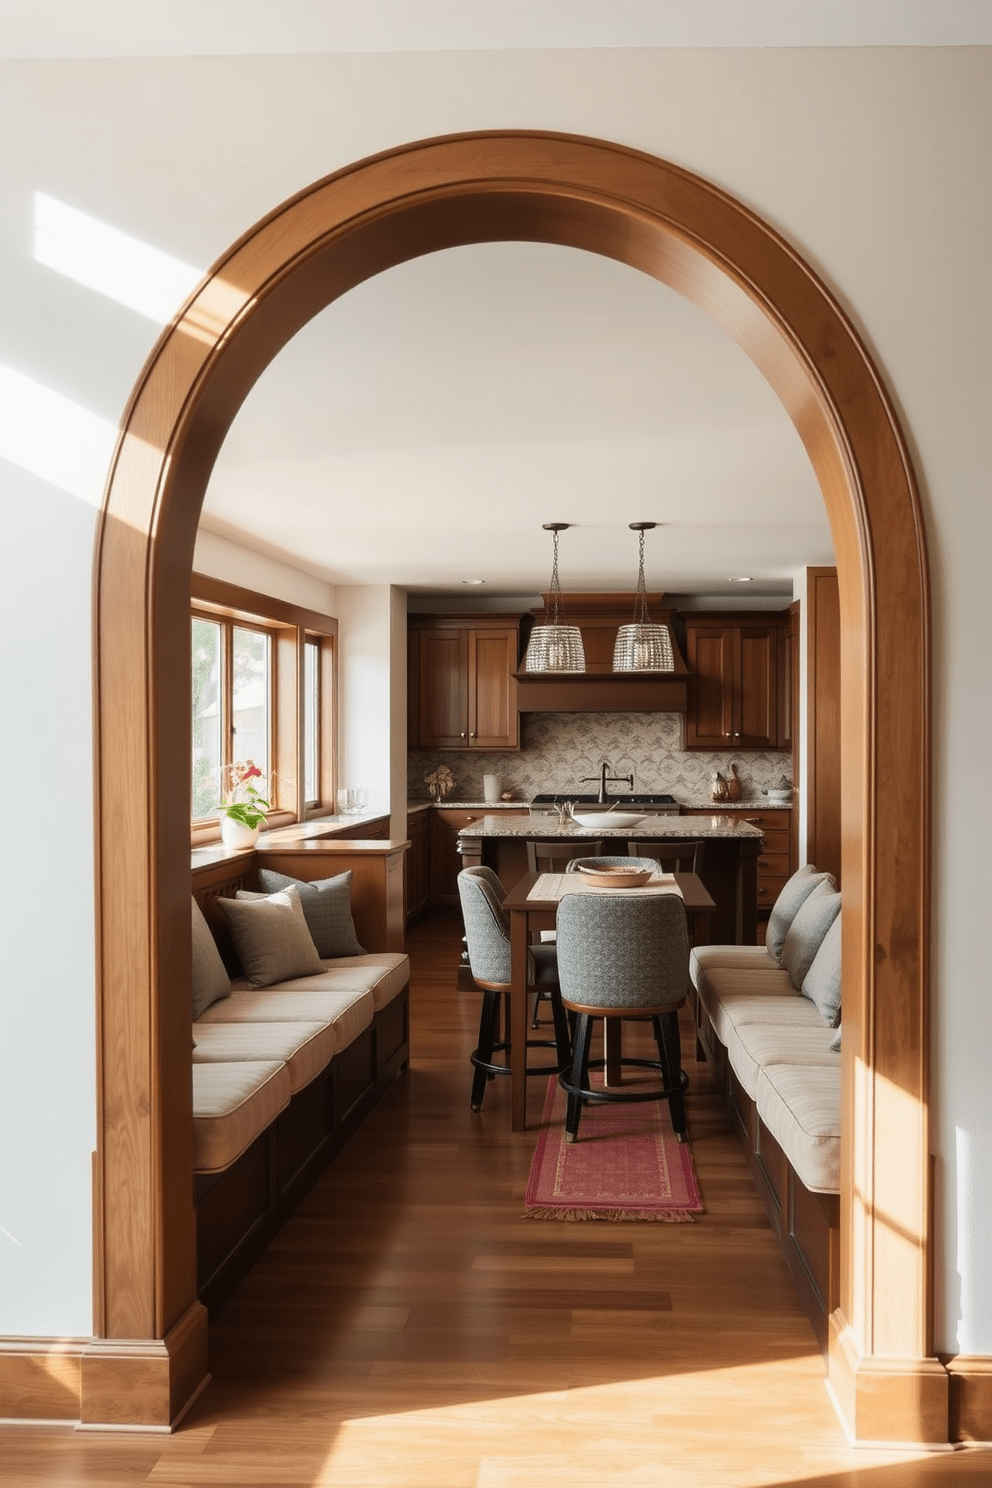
[829,1026,842,1053]
[781,880,842,992]
[765,863,835,965]
[800,912,843,1027]
[257,868,366,957]
[191,897,232,1019]
[218,884,324,988]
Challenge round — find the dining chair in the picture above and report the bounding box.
[457,867,572,1111]
[554,890,691,1143]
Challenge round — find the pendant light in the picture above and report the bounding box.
[523,523,586,673]
[613,522,675,672]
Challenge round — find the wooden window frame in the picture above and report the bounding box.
[190,575,338,844]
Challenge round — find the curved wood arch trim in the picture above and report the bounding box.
[91,131,934,1437]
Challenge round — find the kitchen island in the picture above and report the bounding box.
[457,811,763,944]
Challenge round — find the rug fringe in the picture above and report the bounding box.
[523,1207,697,1223]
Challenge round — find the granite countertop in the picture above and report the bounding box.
[681,797,793,811]
[456,813,763,841]
[407,799,528,812]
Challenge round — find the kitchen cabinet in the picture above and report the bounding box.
[684,806,795,925]
[408,616,520,750]
[429,807,488,908]
[684,613,789,750]
[331,815,390,841]
[404,809,430,923]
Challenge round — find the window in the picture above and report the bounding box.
[303,636,320,808]
[191,613,273,821]
[190,575,337,838]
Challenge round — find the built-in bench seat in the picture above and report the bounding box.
[690,865,842,1349]
[191,857,410,1311]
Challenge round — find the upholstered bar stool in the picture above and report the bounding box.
[457,866,572,1112]
[555,891,691,1144]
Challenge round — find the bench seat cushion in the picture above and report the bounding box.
[691,945,778,980]
[192,1059,291,1175]
[694,963,799,1044]
[725,1019,842,1101]
[192,1019,335,1094]
[756,1061,841,1194]
[310,952,409,1010]
[196,984,374,1055]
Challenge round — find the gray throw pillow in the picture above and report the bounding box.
[191,897,232,1019]
[218,884,324,988]
[800,912,842,1027]
[781,880,842,992]
[766,863,835,965]
[257,868,366,957]
[829,1025,842,1053]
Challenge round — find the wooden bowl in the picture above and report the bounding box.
[575,864,654,889]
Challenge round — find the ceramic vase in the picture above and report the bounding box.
[220,815,259,849]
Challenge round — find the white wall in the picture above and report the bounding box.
[335,586,405,831]
[2,45,990,1354]
[194,529,337,616]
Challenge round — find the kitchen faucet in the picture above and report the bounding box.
[581,760,635,804]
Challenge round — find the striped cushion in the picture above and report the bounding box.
[757,1061,841,1194]
[196,984,374,1055]
[311,953,410,1010]
[192,1060,290,1175]
[725,1019,841,1101]
[192,1019,335,1094]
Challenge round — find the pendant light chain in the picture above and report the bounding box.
[634,527,650,626]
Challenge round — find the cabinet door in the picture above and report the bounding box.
[429,808,486,907]
[415,629,468,747]
[469,627,519,749]
[685,624,737,749]
[737,624,779,748]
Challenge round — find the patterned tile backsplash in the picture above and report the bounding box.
[408,712,792,805]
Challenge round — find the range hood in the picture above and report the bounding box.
[515,593,691,714]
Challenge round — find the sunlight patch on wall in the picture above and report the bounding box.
[34,191,203,323]
[0,364,117,505]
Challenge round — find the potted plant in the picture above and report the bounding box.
[217,760,270,848]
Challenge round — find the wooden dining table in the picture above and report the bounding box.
[502,869,717,1131]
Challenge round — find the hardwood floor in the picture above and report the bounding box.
[2,911,989,1485]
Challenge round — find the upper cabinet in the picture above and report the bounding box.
[409,616,521,750]
[684,612,791,751]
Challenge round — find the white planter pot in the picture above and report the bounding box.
[220,816,259,850]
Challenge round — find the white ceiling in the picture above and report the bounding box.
[9,4,988,601]
[3,1,990,58]
[204,241,832,598]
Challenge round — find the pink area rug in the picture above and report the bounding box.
[524,1076,703,1222]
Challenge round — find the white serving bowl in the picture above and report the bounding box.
[571,811,646,830]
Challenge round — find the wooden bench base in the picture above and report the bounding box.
[195,990,409,1313]
[694,994,839,1352]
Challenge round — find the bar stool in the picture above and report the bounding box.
[525,839,604,1026]
[555,890,691,1144]
[457,867,572,1112]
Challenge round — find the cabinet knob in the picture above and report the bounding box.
[460,732,467,739]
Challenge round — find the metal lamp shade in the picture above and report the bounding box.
[613,622,675,673]
[523,624,586,673]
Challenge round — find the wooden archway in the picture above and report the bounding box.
[91,132,936,1439]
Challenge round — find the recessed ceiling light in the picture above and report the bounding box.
[462,578,486,585]
[731,576,753,583]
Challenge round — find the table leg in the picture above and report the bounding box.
[510,908,530,1130]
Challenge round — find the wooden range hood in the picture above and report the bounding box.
[515,593,691,713]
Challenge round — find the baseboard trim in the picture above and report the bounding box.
[829,1310,950,1444]
[0,1337,86,1421]
[80,1301,209,1429]
[942,1354,992,1443]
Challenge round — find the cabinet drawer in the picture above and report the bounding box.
[739,809,791,835]
[757,851,790,877]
